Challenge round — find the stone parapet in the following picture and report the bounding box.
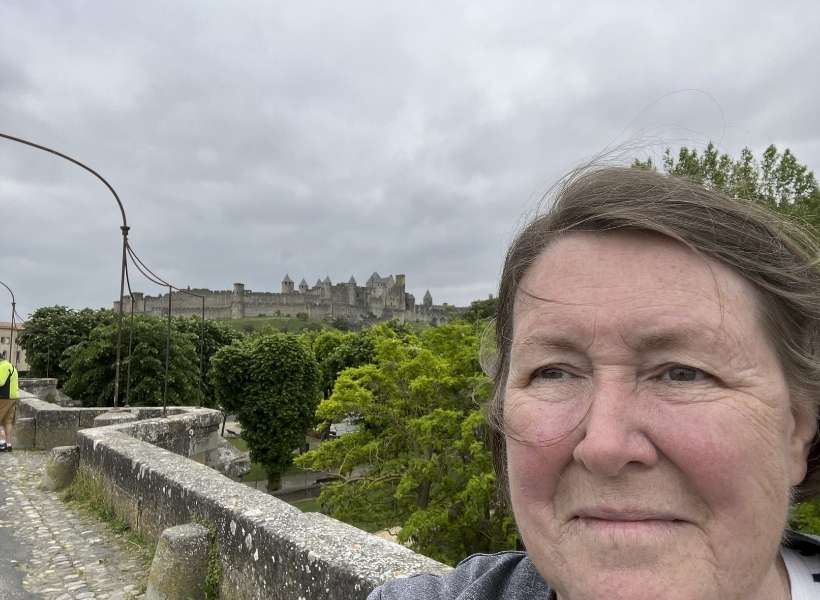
[15,394,208,451]
[77,414,449,599]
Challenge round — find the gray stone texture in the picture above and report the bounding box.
[0,450,148,599]
[14,417,35,450]
[40,445,80,491]
[15,398,449,599]
[94,411,139,428]
[77,418,450,600]
[146,524,210,600]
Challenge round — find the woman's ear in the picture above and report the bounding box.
[789,400,818,487]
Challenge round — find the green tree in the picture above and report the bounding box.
[462,296,498,324]
[210,334,320,490]
[295,322,517,565]
[173,316,243,407]
[62,314,202,407]
[315,331,375,398]
[17,306,112,382]
[636,142,820,234]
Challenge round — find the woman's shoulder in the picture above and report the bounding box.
[367,551,551,600]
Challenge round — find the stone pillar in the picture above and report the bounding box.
[14,417,35,449]
[39,445,79,490]
[146,523,211,600]
[93,411,138,428]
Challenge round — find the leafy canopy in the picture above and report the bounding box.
[62,314,202,407]
[17,306,112,381]
[634,142,819,234]
[296,321,517,565]
[210,333,320,488]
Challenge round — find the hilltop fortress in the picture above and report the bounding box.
[115,272,460,325]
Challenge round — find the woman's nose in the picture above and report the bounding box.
[571,380,659,477]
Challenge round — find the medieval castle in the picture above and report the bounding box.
[115,272,460,325]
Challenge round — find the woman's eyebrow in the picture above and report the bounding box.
[511,334,588,354]
[624,327,724,354]
[512,327,727,355]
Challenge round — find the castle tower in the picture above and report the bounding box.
[282,274,294,294]
[423,289,433,309]
[347,275,357,306]
[321,276,332,299]
[299,279,309,293]
[232,283,246,319]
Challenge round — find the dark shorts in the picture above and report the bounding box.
[0,399,17,426]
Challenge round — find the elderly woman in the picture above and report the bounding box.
[369,167,820,600]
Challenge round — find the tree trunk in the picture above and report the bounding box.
[267,471,282,492]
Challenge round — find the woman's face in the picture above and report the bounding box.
[504,231,816,600]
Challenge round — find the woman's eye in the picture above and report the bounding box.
[662,365,708,382]
[534,367,571,381]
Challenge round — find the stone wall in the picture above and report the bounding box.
[19,397,449,598]
[15,395,195,451]
[115,276,461,325]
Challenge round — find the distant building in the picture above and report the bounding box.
[0,321,28,371]
[115,272,463,325]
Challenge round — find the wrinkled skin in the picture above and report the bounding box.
[504,231,816,600]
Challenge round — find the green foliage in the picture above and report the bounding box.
[62,314,202,407]
[310,330,375,398]
[637,142,820,234]
[16,306,112,382]
[173,317,243,407]
[189,517,222,600]
[224,315,326,334]
[296,322,517,565]
[210,334,320,488]
[790,499,820,536]
[462,297,498,324]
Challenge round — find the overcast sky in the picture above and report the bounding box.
[1,1,818,318]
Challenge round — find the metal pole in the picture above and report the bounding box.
[163,285,171,417]
[0,133,130,408]
[125,294,135,406]
[198,297,205,408]
[0,281,16,367]
[8,300,14,368]
[113,226,129,407]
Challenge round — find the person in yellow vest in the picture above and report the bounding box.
[0,358,18,452]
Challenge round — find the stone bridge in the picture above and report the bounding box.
[0,391,449,599]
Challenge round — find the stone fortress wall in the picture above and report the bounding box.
[115,272,460,325]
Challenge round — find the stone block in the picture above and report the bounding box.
[93,410,138,428]
[40,445,80,491]
[146,523,211,600]
[35,409,80,450]
[14,417,35,449]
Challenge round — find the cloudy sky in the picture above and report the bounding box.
[1,1,818,318]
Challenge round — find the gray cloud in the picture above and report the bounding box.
[1,0,818,317]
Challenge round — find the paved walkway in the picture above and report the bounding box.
[0,451,149,600]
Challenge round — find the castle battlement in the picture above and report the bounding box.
[115,273,456,325]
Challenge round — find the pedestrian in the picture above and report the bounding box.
[0,357,18,452]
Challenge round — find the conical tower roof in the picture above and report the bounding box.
[282,274,293,283]
[299,278,308,287]
[323,275,332,284]
[348,275,357,285]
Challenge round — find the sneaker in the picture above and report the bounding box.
[5,446,11,452]
[0,442,6,452]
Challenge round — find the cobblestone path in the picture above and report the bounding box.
[0,451,149,600]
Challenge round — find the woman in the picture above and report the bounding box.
[369,167,820,599]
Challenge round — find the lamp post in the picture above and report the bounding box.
[0,280,16,368]
[0,133,129,407]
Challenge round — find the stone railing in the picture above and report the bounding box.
[21,395,450,599]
